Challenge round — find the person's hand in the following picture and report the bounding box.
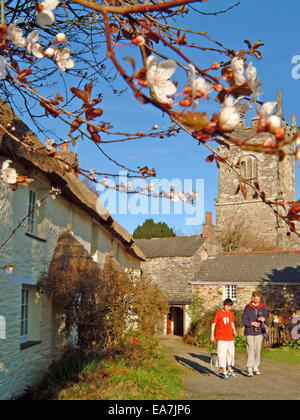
[258,317,265,322]
[210,336,215,343]
[251,322,260,328]
[233,331,237,337]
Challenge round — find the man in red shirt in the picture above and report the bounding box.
[210,298,237,379]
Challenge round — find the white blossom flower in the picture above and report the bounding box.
[7,22,26,48]
[50,186,61,199]
[266,115,281,133]
[88,168,96,179]
[2,264,15,274]
[0,160,18,184]
[185,190,199,204]
[188,64,212,106]
[26,31,43,59]
[246,63,257,90]
[260,102,277,117]
[218,96,240,132]
[45,139,55,151]
[231,57,246,86]
[37,0,59,29]
[146,55,177,105]
[246,62,262,95]
[231,58,260,93]
[127,181,136,192]
[44,47,55,58]
[55,33,67,43]
[54,48,74,71]
[146,182,154,192]
[99,178,109,186]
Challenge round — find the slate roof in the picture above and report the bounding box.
[135,235,206,258]
[0,101,145,261]
[194,251,300,284]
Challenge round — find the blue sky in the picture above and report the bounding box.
[14,0,300,236]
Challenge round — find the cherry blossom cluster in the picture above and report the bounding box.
[144,54,286,140]
[98,177,198,204]
[7,15,74,72]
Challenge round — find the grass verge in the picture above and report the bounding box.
[17,339,186,400]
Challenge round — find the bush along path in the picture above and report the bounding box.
[159,335,300,400]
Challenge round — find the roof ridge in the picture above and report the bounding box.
[136,234,202,240]
[219,249,300,255]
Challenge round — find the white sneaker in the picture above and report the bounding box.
[247,368,254,377]
[222,371,230,380]
[253,368,261,375]
[228,369,237,378]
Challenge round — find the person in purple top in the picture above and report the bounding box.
[241,291,268,377]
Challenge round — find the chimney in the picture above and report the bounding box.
[56,141,79,177]
[62,140,68,152]
[202,211,215,238]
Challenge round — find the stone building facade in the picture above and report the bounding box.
[136,222,222,336]
[216,90,298,251]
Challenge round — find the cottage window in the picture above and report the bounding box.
[20,288,29,343]
[0,315,5,340]
[27,190,37,234]
[20,286,42,349]
[224,285,237,301]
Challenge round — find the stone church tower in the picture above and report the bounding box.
[216,90,298,251]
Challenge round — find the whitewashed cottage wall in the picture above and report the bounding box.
[0,159,141,400]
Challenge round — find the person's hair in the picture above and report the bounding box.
[252,291,262,298]
[223,298,233,306]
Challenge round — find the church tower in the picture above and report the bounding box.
[215,90,298,251]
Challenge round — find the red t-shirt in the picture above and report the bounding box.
[213,310,235,341]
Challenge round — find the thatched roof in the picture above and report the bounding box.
[135,235,206,258]
[48,231,100,276]
[0,101,145,261]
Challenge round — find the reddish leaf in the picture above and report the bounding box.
[240,182,247,199]
[205,154,215,163]
[87,124,101,143]
[70,118,82,133]
[85,107,103,121]
[84,83,93,103]
[40,101,62,118]
[70,87,85,101]
[17,68,32,80]
[235,184,240,195]
[0,24,7,41]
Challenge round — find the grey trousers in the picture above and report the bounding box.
[246,335,263,369]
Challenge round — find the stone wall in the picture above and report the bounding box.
[141,256,194,303]
[192,283,258,311]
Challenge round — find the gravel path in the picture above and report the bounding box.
[159,335,300,400]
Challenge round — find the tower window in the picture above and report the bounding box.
[240,157,258,182]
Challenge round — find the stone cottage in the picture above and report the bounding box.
[0,102,145,400]
[136,212,221,336]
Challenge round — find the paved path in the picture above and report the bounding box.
[159,335,300,400]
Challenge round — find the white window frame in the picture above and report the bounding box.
[224,285,237,301]
[0,315,6,340]
[20,287,29,343]
[27,189,37,234]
